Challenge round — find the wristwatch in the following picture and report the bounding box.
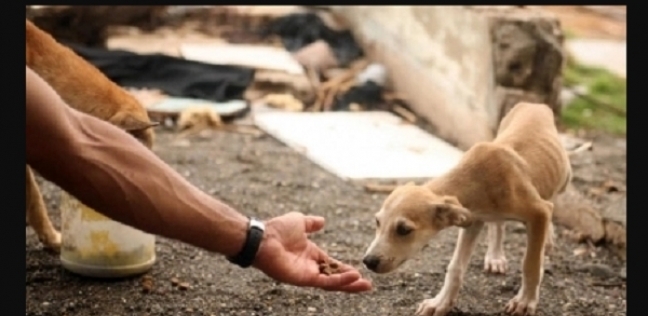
[227,217,265,268]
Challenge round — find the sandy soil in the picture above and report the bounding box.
[27,127,626,316]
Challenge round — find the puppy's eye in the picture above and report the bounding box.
[396,223,413,236]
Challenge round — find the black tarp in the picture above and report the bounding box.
[260,12,363,67]
[65,43,256,102]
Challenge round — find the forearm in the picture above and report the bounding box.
[26,66,248,257]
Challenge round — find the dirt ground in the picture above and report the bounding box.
[26,6,626,315]
[26,126,626,316]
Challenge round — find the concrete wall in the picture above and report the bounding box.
[331,6,564,150]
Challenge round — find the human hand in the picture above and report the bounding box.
[252,212,372,293]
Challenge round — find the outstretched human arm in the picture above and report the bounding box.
[25,66,371,292]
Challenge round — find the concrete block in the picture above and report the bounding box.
[331,6,565,149]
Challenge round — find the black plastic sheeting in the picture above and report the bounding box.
[332,81,388,112]
[65,42,256,102]
[260,13,363,68]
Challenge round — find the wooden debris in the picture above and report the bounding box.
[392,104,417,123]
[312,59,370,112]
[567,141,594,156]
[363,182,399,194]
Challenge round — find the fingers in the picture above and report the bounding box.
[310,270,373,293]
[308,248,373,292]
[330,279,373,293]
[304,215,325,233]
[311,270,361,289]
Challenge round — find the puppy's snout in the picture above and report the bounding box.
[363,255,380,271]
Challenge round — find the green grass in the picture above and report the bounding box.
[560,57,627,135]
[563,29,578,40]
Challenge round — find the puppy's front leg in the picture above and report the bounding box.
[484,221,508,274]
[505,201,552,316]
[416,221,485,316]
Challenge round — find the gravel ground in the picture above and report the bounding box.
[26,128,626,316]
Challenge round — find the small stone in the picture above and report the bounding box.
[178,282,191,290]
[307,307,317,312]
[619,267,627,280]
[42,302,50,307]
[544,263,553,275]
[573,247,588,256]
[171,139,191,147]
[171,277,180,286]
[141,275,154,293]
[150,303,163,314]
[578,263,617,278]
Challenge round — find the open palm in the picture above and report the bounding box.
[252,212,372,293]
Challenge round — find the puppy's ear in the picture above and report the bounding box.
[110,112,159,132]
[430,199,473,228]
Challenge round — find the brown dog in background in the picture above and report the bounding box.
[363,102,573,316]
[26,19,158,252]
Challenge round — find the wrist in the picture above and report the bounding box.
[251,222,278,269]
[227,217,267,268]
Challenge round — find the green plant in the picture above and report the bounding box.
[560,57,626,135]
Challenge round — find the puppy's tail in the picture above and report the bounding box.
[567,141,593,156]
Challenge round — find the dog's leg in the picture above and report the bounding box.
[484,221,508,274]
[416,221,485,316]
[545,221,554,256]
[505,201,552,316]
[26,166,61,253]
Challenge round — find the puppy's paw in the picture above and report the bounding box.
[42,231,62,254]
[505,294,538,315]
[415,295,453,316]
[484,252,508,274]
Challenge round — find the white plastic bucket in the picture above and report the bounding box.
[59,190,156,278]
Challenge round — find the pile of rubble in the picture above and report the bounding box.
[27,6,418,136]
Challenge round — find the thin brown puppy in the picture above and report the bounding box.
[362,102,573,316]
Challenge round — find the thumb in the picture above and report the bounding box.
[304,216,325,233]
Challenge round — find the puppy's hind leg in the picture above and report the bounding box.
[484,221,508,274]
[26,166,61,253]
[505,200,553,316]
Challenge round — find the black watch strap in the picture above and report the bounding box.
[227,217,265,268]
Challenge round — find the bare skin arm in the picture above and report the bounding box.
[25,66,372,292]
[26,66,249,257]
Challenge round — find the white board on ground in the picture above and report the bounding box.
[180,43,305,75]
[253,110,464,180]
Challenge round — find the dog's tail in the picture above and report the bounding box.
[567,141,593,156]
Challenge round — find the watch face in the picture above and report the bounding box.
[250,218,265,231]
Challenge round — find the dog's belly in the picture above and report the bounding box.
[514,140,569,200]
